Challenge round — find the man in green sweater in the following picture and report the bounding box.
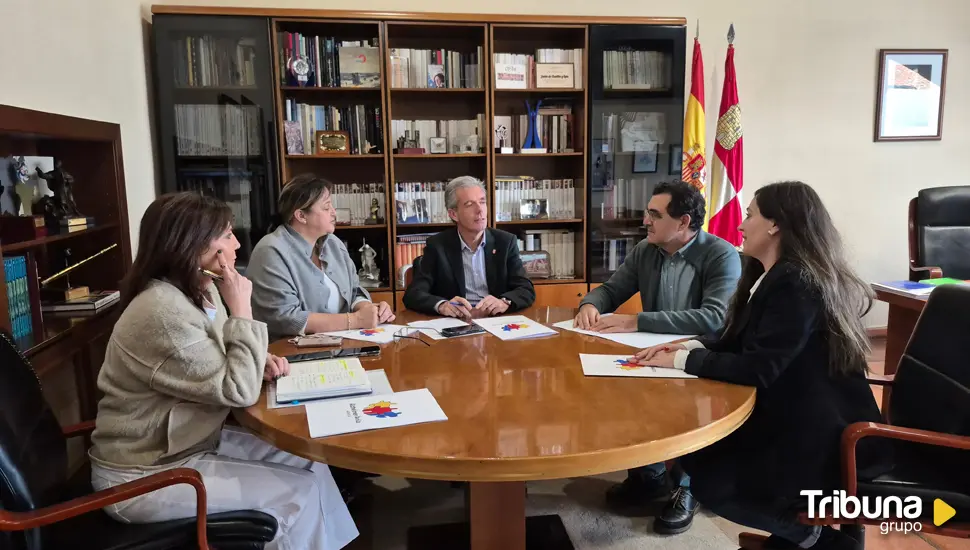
[574,181,741,534]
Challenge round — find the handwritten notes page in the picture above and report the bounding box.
[275,358,372,402]
[268,369,392,410]
[305,388,448,438]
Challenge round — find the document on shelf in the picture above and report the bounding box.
[579,354,697,379]
[323,324,407,344]
[551,317,694,349]
[473,315,558,341]
[407,317,469,340]
[305,388,448,438]
[275,358,372,403]
[268,369,392,410]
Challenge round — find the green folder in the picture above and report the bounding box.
[918,277,968,286]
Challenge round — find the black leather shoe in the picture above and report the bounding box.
[653,487,699,534]
[605,473,670,511]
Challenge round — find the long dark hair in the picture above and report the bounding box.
[723,181,874,376]
[121,192,233,310]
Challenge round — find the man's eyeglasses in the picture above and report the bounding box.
[393,327,433,346]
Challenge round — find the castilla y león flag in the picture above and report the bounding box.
[682,37,706,191]
[709,31,743,247]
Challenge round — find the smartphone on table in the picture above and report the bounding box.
[284,346,381,363]
[440,325,486,338]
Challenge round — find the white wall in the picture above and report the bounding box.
[3,0,969,326]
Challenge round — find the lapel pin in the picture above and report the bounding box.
[492,249,496,254]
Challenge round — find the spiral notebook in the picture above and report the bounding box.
[275,358,372,403]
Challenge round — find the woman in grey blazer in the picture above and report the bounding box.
[247,174,395,340]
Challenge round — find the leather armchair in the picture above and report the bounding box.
[0,331,278,550]
[908,185,970,281]
[739,285,970,549]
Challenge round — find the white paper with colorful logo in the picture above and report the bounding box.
[472,315,557,341]
[579,354,697,379]
[305,388,448,438]
[322,324,407,344]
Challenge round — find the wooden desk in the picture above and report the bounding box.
[234,307,755,550]
[873,288,926,409]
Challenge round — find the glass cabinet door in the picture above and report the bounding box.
[587,24,686,283]
[152,15,278,269]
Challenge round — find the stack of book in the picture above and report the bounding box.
[173,35,258,88]
[390,117,485,154]
[277,33,380,88]
[394,233,434,287]
[283,101,384,155]
[599,177,650,220]
[175,104,263,157]
[494,176,576,221]
[602,50,671,90]
[3,256,33,341]
[389,47,484,88]
[41,290,120,315]
[493,49,584,90]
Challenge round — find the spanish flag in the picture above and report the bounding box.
[708,25,744,247]
[682,35,706,191]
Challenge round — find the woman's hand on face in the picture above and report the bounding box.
[213,250,253,320]
[264,354,290,382]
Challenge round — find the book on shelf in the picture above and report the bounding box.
[598,236,640,273]
[494,176,576,222]
[173,35,258,88]
[277,32,380,88]
[389,47,484,89]
[603,50,672,90]
[598,177,650,220]
[3,256,34,341]
[493,49,583,90]
[394,233,434,286]
[175,104,263,157]
[391,117,485,154]
[516,229,576,279]
[41,290,120,313]
[284,101,384,155]
[331,183,386,226]
[394,182,449,224]
[275,357,373,403]
[493,103,575,154]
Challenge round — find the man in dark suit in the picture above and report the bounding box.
[403,176,536,318]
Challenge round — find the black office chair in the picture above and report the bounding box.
[908,185,970,281]
[0,330,278,550]
[740,285,970,549]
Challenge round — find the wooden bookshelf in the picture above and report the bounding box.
[150,8,687,309]
[0,103,132,425]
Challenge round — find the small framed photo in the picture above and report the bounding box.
[520,198,548,220]
[669,144,682,175]
[874,49,948,141]
[429,137,448,154]
[520,250,551,279]
[632,143,658,173]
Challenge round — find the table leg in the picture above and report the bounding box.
[883,304,921,410]
[470,482,526,550]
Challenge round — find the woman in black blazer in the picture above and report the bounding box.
[636,181,889,550]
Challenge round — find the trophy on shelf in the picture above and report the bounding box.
[366,198,384,225]
[357,238,382,288]
[34,160,94,232]
[522,99,545,153]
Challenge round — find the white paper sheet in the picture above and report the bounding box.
[579,354,697,379]
[323,324,407,344]
[305,388,448,438]
[551,319,694,349]
[267,369,393,410]
[473,315,558,341]
[407,317,470,340]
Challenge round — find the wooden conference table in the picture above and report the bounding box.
[234,307,756,550]
[872,287,927,409]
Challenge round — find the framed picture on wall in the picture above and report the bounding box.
[874,49,948,141]
[669,144,682,175]
[632,143,658,173]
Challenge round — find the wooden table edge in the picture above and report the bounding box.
[232,384,756,482]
